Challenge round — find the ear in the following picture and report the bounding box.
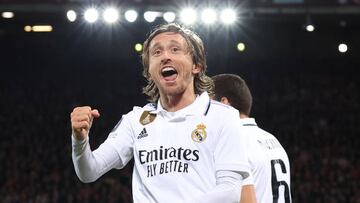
[192,64,201,74]
[220,97,231,105]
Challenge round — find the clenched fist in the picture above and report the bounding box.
[70,106,100,140]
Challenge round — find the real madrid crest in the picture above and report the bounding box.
[139,111,156,125]
[191,123,207,142]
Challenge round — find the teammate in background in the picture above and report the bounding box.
[212,73,292,203]
[70,24,256,203]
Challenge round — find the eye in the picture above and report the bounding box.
[152,49,161,56]
[171,47,180,53]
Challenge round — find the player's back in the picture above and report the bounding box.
[240,118,292,203]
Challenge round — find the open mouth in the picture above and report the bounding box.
[161,67,178,81]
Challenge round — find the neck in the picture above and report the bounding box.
[240,113,248,119]
[160,91,197,112]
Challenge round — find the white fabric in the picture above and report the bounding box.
[72,92,251,203]
[191,170,243,203]
[240,118,292,203]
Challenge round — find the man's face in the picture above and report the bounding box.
[148,32,200,98]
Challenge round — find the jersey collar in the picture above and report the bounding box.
[150,92,211,117]
[240,118,257,126]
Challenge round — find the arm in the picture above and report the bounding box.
[72,135,122,182]
[240,185,257,203]
[192,170,241,203]
[192,171,256,203]
[70,106,133,183]
[204,110,256,203]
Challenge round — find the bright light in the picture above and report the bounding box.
[2,12,14,19]
[103,7,119,23]
[201,8,217,24]
[84,8,99,23]
[163,11,176,23]
[237,43,246,52]
[66,10,77,22]
[220,8,236,24]
[24,25,53,32]
[124,10,138,22]
[338,43,348,53]
[135,43,143,52]
[180,8,197,24]
[144,11,159,23]
[24,25,32,32]
[32,25,53,32]
[306,24,315,32]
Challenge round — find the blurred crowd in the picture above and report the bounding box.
[0,61,359,202]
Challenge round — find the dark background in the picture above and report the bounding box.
[1,0,359,202]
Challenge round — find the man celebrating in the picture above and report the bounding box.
[70,24,255,203]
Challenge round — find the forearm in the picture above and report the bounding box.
[72,135,120,183]
[72,135,101,182]
[240,185,257,203]
[192,171,242,203]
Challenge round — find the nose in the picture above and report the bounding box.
[160,50,171,64]
[161,58,171,64]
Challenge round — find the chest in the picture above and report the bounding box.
[132,115,220,179]
[134,116,218,151]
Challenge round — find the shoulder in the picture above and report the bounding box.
[209,99,232,109]
[121,103,157,121]
[128,103,157,114]
[208,100,239,118]
[256,126,279,140]
[204,100,241,131]
[111,103,156,132]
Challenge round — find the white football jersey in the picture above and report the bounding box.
[83,92,251,203]
[240,118,292,203]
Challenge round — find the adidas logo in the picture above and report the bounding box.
[137,128,148,139]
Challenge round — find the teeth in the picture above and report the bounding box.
[161,66,177,77]
[162,67,175,73]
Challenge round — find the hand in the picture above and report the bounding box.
[70,106,100,140]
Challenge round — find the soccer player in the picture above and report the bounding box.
[212,73,292,203]
[70,24,256,203]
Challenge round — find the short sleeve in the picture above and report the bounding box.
[214,115,251,175]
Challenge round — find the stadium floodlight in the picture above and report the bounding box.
[103,7,119,23]
[201,8,217,24]
[23,25,53,32]
[237,42,246,52]
[180,8,197,25]
[163,11,176,23]
[338,43,348,53]
[66,10,77,22]
[24,25,32,32]
[144,11,159,23]
[84,8,99,23]
[32,25,53,32]
[220,8,236,24]
[124,9,138,23]
[134,43,143,52]
[2,11,14,19]
[306,24,315,32]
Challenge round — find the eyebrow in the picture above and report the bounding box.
[150,39,183,51]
